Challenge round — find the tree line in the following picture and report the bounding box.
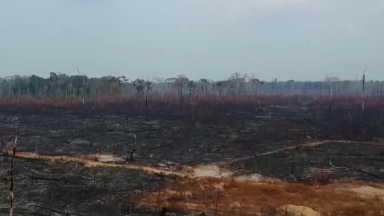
[0,72,382,100]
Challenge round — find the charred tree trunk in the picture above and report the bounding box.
[180,86,183,111]
[328,87,332,120]
[320,83,322,107]
[145,88,150,122]
[9,132,18,216]
[380,82,383,105]
[362,68,366,122]
[128,135,136,162]
[328,103,331,120]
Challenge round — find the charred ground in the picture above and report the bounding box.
[0,97,384,215]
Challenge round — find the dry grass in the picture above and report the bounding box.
[132,177,384,216]
[308,168,331,186]
[330,203,384,216]
[10,149,384,215]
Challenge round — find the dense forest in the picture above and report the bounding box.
[0,72,383,100]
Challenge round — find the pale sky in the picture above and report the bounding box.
[0,0,383,81]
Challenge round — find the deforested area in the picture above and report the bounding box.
[0,75,384,215]
[1,1,384,215]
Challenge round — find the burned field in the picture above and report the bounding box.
[1,99,384,215]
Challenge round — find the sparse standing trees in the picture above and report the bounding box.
[325,76,333,120]
[229,73,242,105]
[328,79,332,120]
[49,72,58,99]
[243,73,249,96]
[5,76,14,99]
[81,76,87,105]
[380,81,383,111]
[14,75,22,101]
[24,76,30,97]
[187,80,195,100]
[165,77,176,98]
[154,77,165,100]
[175,75,189,111]
[133,79,153,122]
[144,80,153,122]
[57,72,64,99]
[287,80,294,107]
[324,76,341,120]
[117,76,129,100]
[200,79,209,98]
[362,67,366,121]
[250,76,260,100]
[272,78,278,95]
[216,81,227,110]
[76,67,87,105]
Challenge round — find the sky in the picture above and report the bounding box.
[0,0,383,81]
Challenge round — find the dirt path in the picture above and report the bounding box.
[12,151,186,177]
[7,140,384,216]
[8,139,383,178]
[228,139,384,164]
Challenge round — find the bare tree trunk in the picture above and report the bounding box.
[288,82,292,106]
[18,84,20,100]
[9,133,18,216]
[145,88,150,122]
[256,83,258,98]
[162,83,164,100]
[128,135,136,162]
[304,84,307,99]
[328,88,332,120]
[236,80,239,105]
[299,91,301,103]
[250,84,253,100]
[58,79,61,99]
[180,86,183,111]
[362,69,366,121]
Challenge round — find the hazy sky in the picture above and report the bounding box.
[0,0,383,81]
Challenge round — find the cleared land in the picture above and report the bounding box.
[1,98,384,215]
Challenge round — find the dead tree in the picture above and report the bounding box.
[9,130,18,216]
[200,78,209,97]
[145,81,153,122]
[76,67,87,105]
[229,73,243,105]
[133,79,153,122]
[362,67,366,121]
[128,134,136,162]
[381,82,383,117]
[0,136,5,153]
[328,80,332,120]
[175,75,189,111]
[325,76,339,120]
